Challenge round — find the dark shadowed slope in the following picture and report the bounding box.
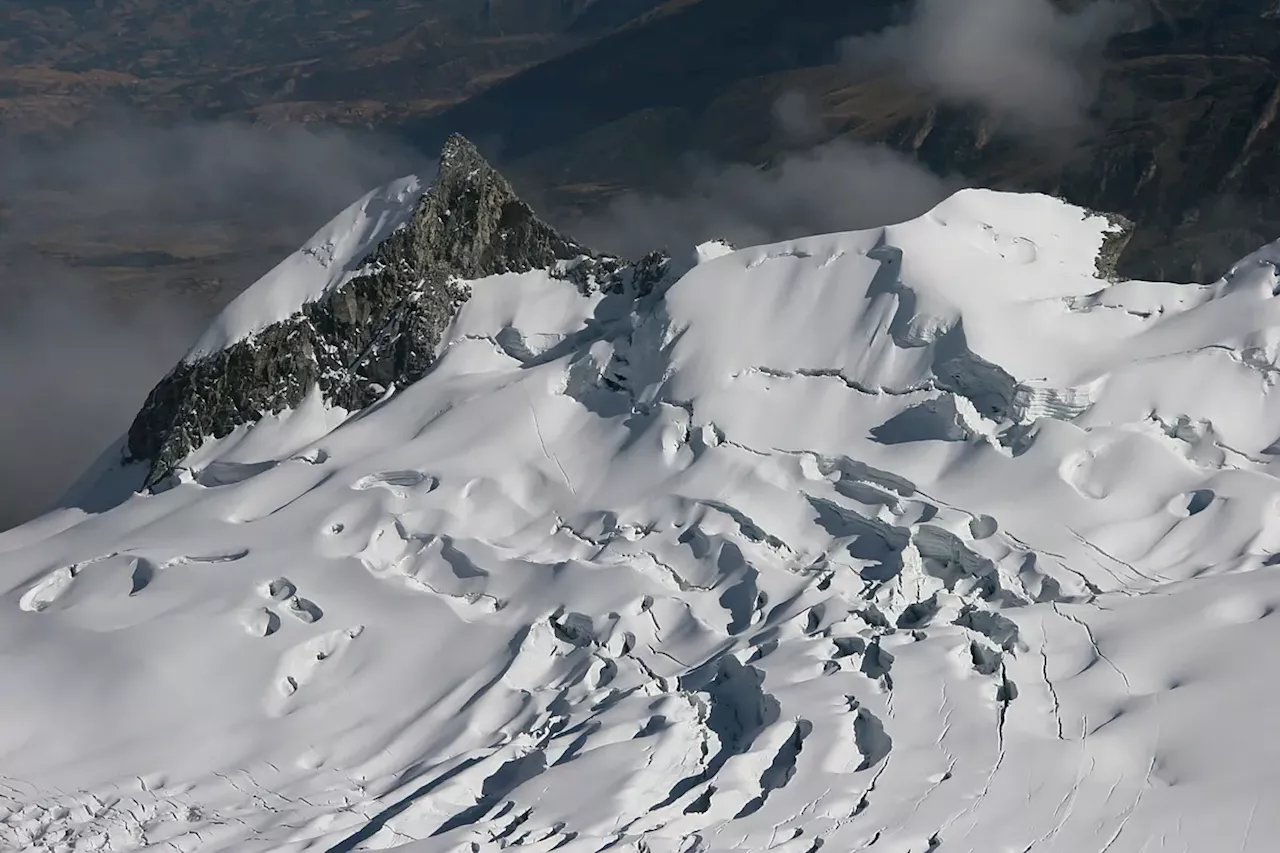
[408,0,1280,282]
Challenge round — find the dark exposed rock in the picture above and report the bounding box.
[1090,211,1137,283]
[125,134,657,487]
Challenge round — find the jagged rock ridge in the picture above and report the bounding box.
[125,134,662,487]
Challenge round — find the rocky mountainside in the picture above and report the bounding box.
[125,135,666,488]
[410,0,1280,283]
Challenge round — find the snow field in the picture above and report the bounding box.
[4,187,1280,851]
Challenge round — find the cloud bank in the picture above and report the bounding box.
[843,0,1132,134]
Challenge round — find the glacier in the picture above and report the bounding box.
[3,140,1280,852]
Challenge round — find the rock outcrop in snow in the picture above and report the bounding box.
[126,134,665,488]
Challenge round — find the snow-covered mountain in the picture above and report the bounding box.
[5,136,1280,852]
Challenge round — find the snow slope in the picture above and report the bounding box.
[5,186,1280,852]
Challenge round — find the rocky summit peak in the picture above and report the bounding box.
[124,134,654,489]
[419,132,590,278]
[438,132,483,171]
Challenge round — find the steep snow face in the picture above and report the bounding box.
[6,188,1280,852]
[187,175,426,361]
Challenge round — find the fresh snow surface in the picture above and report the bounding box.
[6,188,1280,852]
[185,175,425,361]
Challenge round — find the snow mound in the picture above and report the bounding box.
[5,186,1280,852]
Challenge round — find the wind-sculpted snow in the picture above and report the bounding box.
[6,185,1280,852]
